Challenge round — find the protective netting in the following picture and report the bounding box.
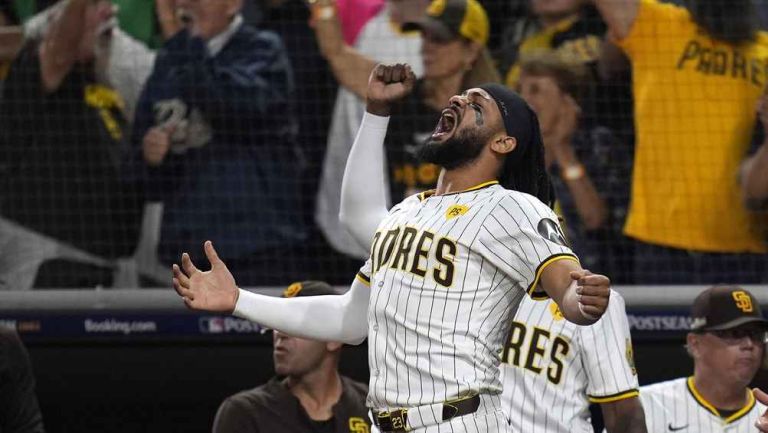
[0,0,765,289]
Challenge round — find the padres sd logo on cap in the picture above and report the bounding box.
[427,0,446,16]
[349,417,370,433]
[732,290,753,313]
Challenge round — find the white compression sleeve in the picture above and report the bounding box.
[231,277,370,345]
[339,112,392,250]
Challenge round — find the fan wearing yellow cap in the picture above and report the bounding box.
[381,0,501,204]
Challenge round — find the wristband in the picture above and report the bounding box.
[578,302,600,321]
[309,0,336,21]
[562,163,585,181]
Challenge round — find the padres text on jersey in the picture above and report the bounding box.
[501,292,639,433]
[357,181,577,409]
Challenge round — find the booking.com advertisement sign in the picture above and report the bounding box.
[0,313,270,340]
[0,309,694,341]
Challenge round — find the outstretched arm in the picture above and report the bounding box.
[38,0,89,92]
[591,0,639,40]
[310,0,377,99]
[340,64,417,248]
[172,241,369,345]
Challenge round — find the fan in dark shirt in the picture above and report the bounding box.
[212,282,370,433]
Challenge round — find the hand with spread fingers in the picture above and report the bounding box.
[172,241,240,313]
[571,269,611,321]
[756,388,768,432]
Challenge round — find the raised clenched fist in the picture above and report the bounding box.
[366,63,417,116]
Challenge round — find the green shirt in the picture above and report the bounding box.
[14,0,162,48]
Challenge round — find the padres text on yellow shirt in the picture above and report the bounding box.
[616,0,768,253]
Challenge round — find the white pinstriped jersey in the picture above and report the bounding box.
[639,377,766,433]
[356,181,576,411]
[500,291,639,433]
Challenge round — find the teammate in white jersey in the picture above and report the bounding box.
[500,294,646,433]
[335,61,647,433]
[638,286,767,433]
[171,63,611,433]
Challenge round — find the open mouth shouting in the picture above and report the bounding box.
[431,106,461,140]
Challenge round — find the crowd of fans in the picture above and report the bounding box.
[0,0,766,289]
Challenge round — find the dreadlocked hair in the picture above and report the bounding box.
[498,133,555,209]
[497,105,555,209]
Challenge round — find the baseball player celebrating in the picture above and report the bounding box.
[172,63,611,433]
[638,286,767,433]
[337,68,647,432]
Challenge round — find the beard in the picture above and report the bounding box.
[687,0,757,44]
[416,127,489,170]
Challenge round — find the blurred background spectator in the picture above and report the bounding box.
[517,53,634,283]
[0,0,143,289]
[742,93,768,215]
[594,0,768,284]
[9,0,177,46]
[0,327,45,433]
[314,0,427,258]
[496,0,635,142]
[126,0,308,286]
[212,281,370,433]
[251,0,361,283]
[497,0,604,87]
[2,0,180,124]
[0,5,23,93]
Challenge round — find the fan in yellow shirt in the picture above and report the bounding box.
[592,0,767,283]
[500,0,605,88]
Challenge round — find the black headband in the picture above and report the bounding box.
[478,83,542,165]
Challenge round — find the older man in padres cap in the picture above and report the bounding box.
[638,286,767,432]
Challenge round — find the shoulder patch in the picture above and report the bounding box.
[283,282,302,298]
[537,218,569,247]
[549,302,564,321]
[446,204,469,220]
[626,338,637,376]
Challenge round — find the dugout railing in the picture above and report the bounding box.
[0,286,765,433]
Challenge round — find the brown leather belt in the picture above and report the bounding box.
[371,394,481,432]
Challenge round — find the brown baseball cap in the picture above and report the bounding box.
[281,281,337,298]
[690,286,768,332]
[402,0,489,46]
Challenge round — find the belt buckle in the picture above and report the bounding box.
[376,409,409,432]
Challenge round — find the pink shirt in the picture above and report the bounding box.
[336,0,385,44]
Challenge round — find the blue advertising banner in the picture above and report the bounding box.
[0,308,695,342]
